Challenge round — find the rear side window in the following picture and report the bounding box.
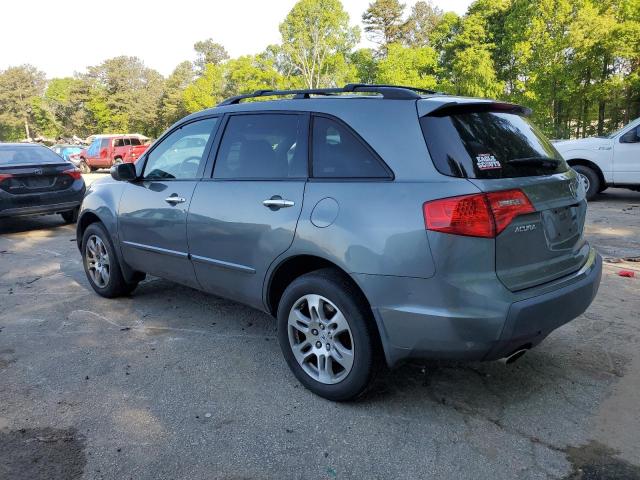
[214,114,306,179]
[420,110,568,179]
[312,116,390,178]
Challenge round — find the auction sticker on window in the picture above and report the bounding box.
[475,153,502,170]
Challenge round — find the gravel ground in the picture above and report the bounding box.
[0,179,639,480]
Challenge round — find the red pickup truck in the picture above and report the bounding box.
[78,135,149,173]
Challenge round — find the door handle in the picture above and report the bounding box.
[165,195,186,205]
[263,197,295,209]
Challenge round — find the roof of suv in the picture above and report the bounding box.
[177,84,520,126]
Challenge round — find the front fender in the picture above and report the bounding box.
[75,180,145,283]
[77,179,124,247]
[560,149,612,178]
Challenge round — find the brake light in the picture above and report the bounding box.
[0,173,12,181]
[423,189,534,238]
[485,189,535,234]
[63,168,82,180]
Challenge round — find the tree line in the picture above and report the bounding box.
[0,0,638,142]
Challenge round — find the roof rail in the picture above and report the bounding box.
[217,84,437,106]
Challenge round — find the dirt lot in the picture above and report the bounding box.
[1,178,639,480]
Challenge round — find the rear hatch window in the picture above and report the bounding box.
[0,145,68,167]
[420,105,568,179]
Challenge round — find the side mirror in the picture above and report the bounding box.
[110,162,137,182]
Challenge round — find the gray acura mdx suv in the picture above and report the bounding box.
[77,84,602,401]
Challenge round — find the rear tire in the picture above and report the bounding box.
[277,268,381,401]
[82,223,138,298]
[114,157,123,165]
[572,165,600,201]
[61,208,79,224]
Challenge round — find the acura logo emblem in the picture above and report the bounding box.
[33,168,43,175]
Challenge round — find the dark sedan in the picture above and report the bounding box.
[0,143,85,223]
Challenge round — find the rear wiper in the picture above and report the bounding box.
[504,157,559,169]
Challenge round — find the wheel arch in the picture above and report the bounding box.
[265,254,390,365]
[76,211,102,250]
[265,255,355,315]
[567,159,607,188]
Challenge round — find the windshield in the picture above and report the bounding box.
[420,110,568,179]
[0,145,68,166]
[607,118,640,139]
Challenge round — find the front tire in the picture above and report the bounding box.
[572,165,600,200]
[277,269,381,401]
[79,161,91,174]
[82,223,138,298]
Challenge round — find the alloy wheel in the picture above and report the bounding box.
[287,294,354,384]
[85,235,110,288]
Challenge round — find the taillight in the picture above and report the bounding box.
[485,189,535,234]
[0,173,13,181]
[63,168,82,180]
[423,189,534,238]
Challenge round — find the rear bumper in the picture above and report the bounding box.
[355,247,602,367]
[0,183,85,218]
[483,250,602,360]
[0,200,82,218]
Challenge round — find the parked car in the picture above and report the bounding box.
[76,84,602,401]
[78,135,149,173]
[0,143,85,222]
[51,144,84,169]
[554,117,640,199]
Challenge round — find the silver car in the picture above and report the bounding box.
[77,84,602,401]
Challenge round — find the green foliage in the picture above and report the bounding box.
[404,1,444,47]
[350,48,378,84]
[0,65,46,140]
[193,39,230,73]
[278,0,360,88]
[159,61,195,128]
[183,63,225,112]
[362,0,407,48]
[376,43,438,89]
[1,0,639,141]
[223,54,285,96]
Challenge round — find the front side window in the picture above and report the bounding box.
[620,126,640,144]
[130,137,141,146]
[312,116,390,178]
[214,114,306,179]
[143,118,218,180]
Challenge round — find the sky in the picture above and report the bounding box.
[0,0,473,79]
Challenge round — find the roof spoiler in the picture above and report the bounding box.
[424,101,532,117]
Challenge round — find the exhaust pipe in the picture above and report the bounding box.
[499,348,528,365]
